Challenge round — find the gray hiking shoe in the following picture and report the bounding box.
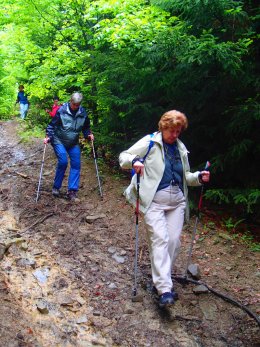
[67,190,77,201]
[52,188,60,197]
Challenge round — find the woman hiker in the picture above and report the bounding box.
[45,96,62,118]
[119,110,210,308]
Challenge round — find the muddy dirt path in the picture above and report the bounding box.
[0,120,259,347]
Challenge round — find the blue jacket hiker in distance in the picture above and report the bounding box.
[44,92,94,201]
[16,85,29,120]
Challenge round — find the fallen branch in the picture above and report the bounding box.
[174,315,202,322]
[14,171,29,179]
[173,275,260,327]
[20,212,55,234]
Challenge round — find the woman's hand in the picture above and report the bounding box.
[200,170,210,183]
[133,161,145,176]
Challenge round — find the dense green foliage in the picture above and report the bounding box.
[0,0,259,220]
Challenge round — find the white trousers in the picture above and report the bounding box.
[144,185,186,295]
[20,103,29,120]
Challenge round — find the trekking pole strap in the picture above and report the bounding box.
[131,134,154,177]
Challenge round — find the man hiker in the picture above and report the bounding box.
[44,92,94,201]
[16,85,29,120]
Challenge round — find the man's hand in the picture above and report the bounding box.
[44,137,50,144]
[88,133,94,141]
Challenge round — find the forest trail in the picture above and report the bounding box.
[0,120,259,347]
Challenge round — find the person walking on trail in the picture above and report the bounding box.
[16,85,29,120]
[45,96,62,118]
[119,110,210,308]
[44,92,94,201]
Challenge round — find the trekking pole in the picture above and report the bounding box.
[36,143,47,203]
[132,173,141,299]
[185,161,211,277]
[91,140,103,199]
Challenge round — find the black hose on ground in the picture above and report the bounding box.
[172,275,260,327]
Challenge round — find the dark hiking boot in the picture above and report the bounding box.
[171,289,179,301]
[159,292,174,308]
[52,188,60,197]
[67,190,77,201]
[152,286,179,301]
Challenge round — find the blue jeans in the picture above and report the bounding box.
[52,144,81,191]
[20,103,29,119]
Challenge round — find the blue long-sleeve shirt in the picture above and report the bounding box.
[157,142,183,192]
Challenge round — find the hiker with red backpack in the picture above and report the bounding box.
[45,96,62,118]
[44,92,94,201]
[119,110,210,308]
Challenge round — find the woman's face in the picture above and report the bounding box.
[162,126,182,144]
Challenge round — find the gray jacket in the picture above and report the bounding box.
[46,102,91,147]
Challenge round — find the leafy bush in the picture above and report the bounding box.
[205,188,260,216]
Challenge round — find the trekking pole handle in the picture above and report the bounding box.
[199,161,211,181]
[204,161,211,171]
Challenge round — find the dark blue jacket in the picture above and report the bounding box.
[17,91,29,104]
[46,102,91,148]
